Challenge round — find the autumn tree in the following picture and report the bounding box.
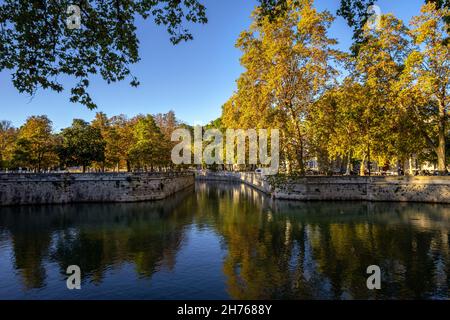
[308,81,369,175]
[223,0,342,174]
[154,111,183,170]
[399,3,450,173]
[111,114,137,172]
[0,120,17,169]
[154,110,179,139]
[309,13,430,176]
[91,112,125,171]
[353,14,415,173]
[12,115,57,171]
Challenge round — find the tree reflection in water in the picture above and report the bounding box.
[0,182,449,299]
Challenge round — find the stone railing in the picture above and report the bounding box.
[0,172,194,206]
[195,171,272,193]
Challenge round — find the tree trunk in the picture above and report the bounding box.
[360,162,365,176]
[345,152,352,175]
[298,139,305,175]
[437,104,446,174]
[82,165,86,173]
[286,159,291,175]
[408,157,414,176]
[397,160,404,176]
[360,155,367,176]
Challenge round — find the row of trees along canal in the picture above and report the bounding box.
[0,112,183,173]
[221,1,450,175]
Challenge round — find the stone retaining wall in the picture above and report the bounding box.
[195,172,450,204]
[0,172,194,206]
[2,172,448,205]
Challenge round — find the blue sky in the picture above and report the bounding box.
[1,0,424,130]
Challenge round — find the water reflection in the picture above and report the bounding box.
[0,182,449,299]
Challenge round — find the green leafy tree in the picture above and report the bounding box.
[58,119,106,172]
[129,114,169,171]
[0,0,207,109]
[336,0,376,55]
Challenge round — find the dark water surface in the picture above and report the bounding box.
[0,181,449,299]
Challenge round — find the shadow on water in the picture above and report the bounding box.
[0,181,449,299]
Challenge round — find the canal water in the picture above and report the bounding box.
[0,181,449,299]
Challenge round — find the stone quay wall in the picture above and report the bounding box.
[0,172,194,206]
[195,172,450,204]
